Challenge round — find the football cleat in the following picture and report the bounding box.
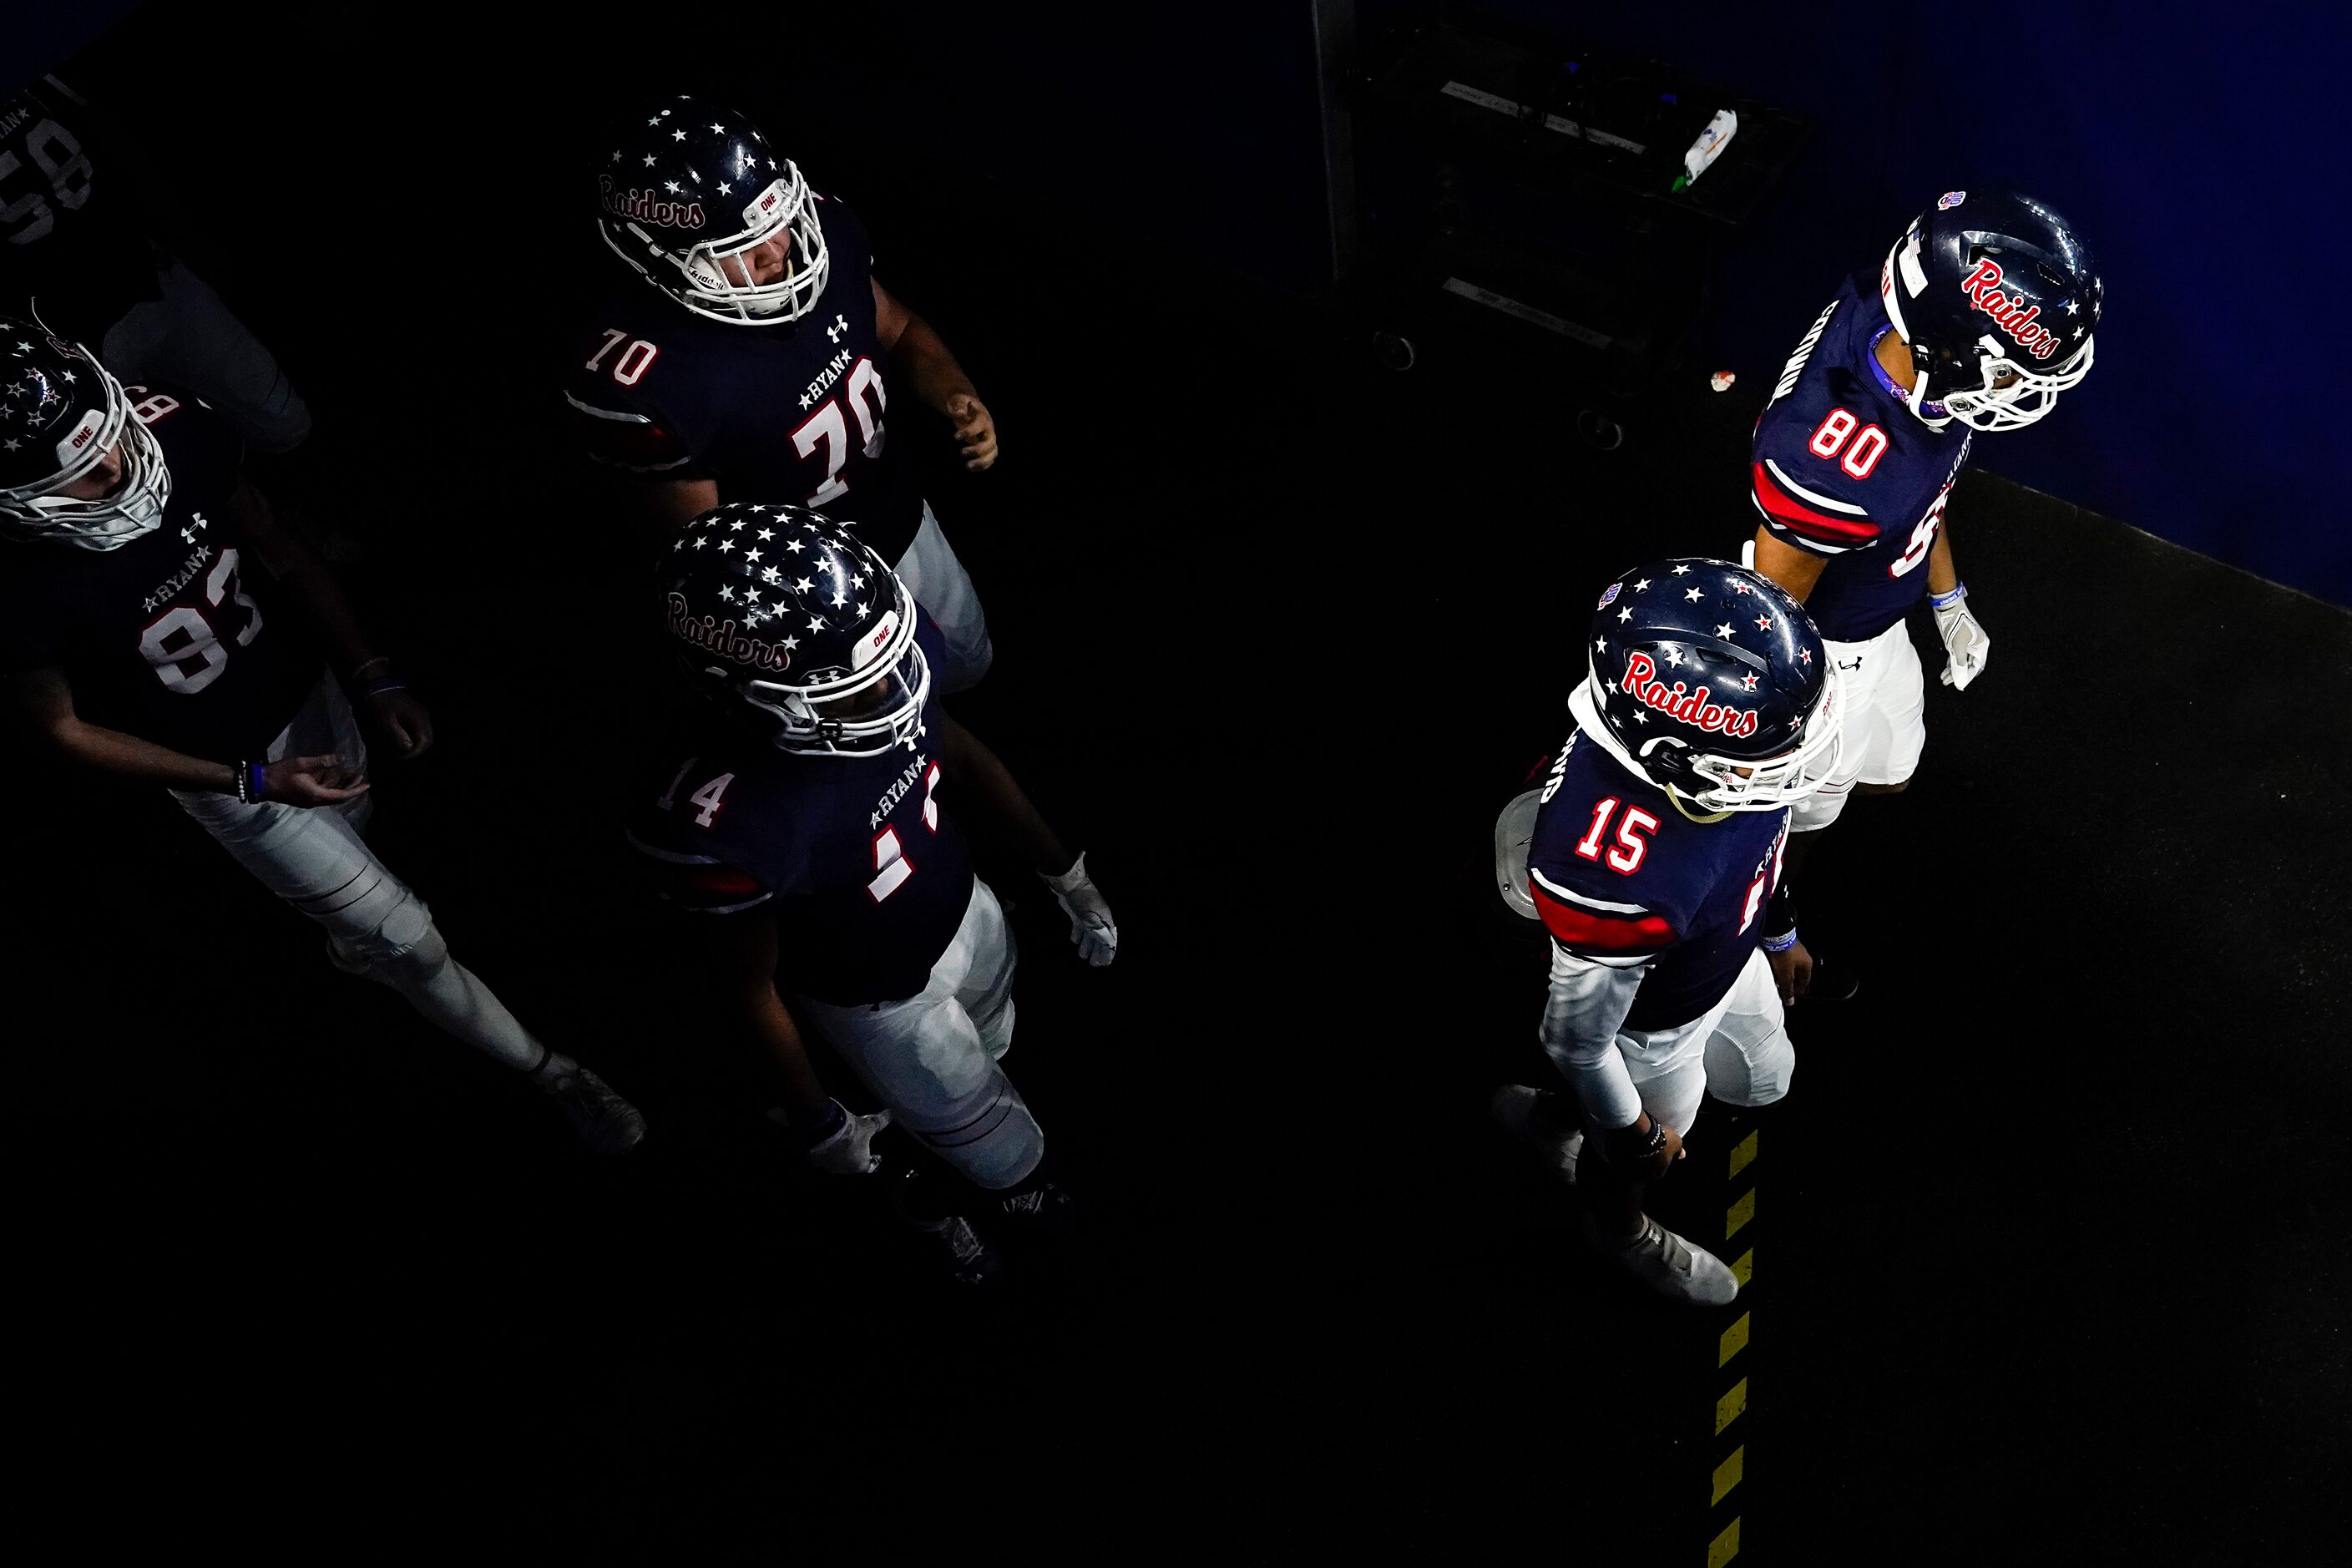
[991,1179,1082,1245]
[1489,1085,1584,1186]
[1585,1211,1739,1307]
[539,1064,648,1156]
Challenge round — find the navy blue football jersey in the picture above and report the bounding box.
[0,384,319,759]
[566,192,927,565]
[1525,728,1788,1033]
[1750,276,1973,643]
[626,610,973,1006]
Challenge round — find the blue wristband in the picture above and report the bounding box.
[1929,583,1968,611]
[1762,927,1799,953]
[248,761,268,802]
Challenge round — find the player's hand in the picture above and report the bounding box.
[367,687,436,759]
[785,1100,893,1176]
[1768,939,1813,1009]
[1935,599,1990,690]
[944,392,998,471]
[263,753,371,807]
[1639,1121,1687,1182]
[1041,852,1117,967]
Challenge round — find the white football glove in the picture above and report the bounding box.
[1041,852,1118,968]
[771,1100,892,1176]
[1934,590,1990,690]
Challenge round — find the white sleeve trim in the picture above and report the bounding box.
[625,828,719,865]
[564,392,650,423]
[1762,456,1868,513]
[1530,867,1649,914]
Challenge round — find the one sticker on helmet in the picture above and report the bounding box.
[851,609,900,670]
[54,408,106,466]
[1937,190,1966,210]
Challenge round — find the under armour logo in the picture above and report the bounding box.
[1836,655,1865,671]
[826,313,848,344]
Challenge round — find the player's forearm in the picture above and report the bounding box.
[1925,526,1958,596]
[1753,526,1828,602]
[261,547,381,675]
[887,311,978,417]
[741,984,831,1120]
[939,718,1073,876]
[1538,947,1647,1130]
[41,716,238,793]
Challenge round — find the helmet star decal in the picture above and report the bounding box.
[1577,556,1844,814]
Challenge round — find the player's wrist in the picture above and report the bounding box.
[228,758,268,803]
[1929,582,1968,611]
[1607,1115,1667,1165]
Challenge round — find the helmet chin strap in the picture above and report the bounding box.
[1664,785,1731,825]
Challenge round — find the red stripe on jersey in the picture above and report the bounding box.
[1751,461,1880,544]
[1531,883,1675,955]
[656,861,767,910]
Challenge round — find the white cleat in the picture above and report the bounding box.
[1591,1213,1739,1307]
[1489,1085,1584,1187]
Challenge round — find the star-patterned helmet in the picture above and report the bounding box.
[0,321,171,550]
[1879,189,2101,433]
[1578,557,1843,814]
[662,502,929,756]
[597,96,829,326]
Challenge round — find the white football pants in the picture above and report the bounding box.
[169,674,547,1072]
[1606,948,1794,1140]
[893,501,993,695]
[793,878,1042,1191]
[1788,618,1926,832]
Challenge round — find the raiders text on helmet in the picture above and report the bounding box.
[1879,189,2101,432]
[661,502,928,756]
[0,320,171,550]
[1578,558,1843,813]
[597,96,830,326]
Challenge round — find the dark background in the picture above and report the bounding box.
[5,3,2349,1561]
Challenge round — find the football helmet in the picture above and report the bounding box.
[1878,189,2101,432]
[662,502,928,756]
[0,321,171,550]
[1576,558,1842,814]
[596,96,829,326]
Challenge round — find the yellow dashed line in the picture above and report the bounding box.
[1715,1376,1747,1434]
[1719,1311,1750,1367]
[1729,1248,1753,1286]
[1725,1188,1755,1239]
[1711,1444,1745,1505]
[1707,1515,1742,1565]
[1727,1130,1758,1180]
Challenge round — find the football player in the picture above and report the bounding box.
[628,503,1116,1283]
[0,78,311,456]
[568,97,998,693]
[0,325,643,1153]
[1745,191,2100,1000]
[1491,559,1841,1305]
